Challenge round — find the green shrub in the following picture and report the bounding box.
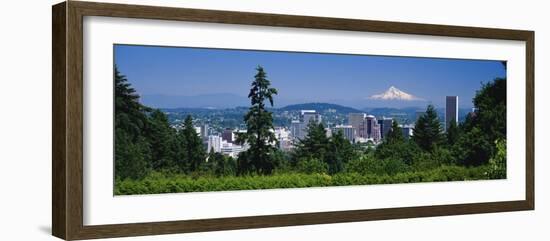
[114,165,491,195]
[295,158,329,174]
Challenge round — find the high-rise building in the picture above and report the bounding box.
[207,135,222,153]
[220,142,245,158]
[378,117,393,139]
[302,110,321,126]
[290,120,301,140]
[221,128,235,143]
[445,96,458,131]
[290,110,322,140]
[200,124,209,139]
[365,115,381,142]
[332,125,356,143]
[348,113,366,138]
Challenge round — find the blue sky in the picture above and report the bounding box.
[114,44,506,109]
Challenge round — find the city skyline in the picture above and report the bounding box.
[114,44,506,109]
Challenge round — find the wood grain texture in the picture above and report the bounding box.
[52,2,67,240]
[51,1,535,240]
[525,32,535,209]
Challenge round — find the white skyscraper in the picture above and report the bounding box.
[207,135,222,153]
[446,96,458,131]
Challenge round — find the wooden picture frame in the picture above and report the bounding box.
[52,1,534,240]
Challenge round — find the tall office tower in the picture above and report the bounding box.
[348,113,366,138]
[378,117,393,139]
[332,125,356,143]
[301,110,321,139]
[290,120,301,140]
[302,110,321,125]
[221,128,235,143]
[200,124,209,139]
[365,115,381,142]
[207,135,222,153]
[445,96,459,131]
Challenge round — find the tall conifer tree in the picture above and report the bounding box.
[237,66,278,175]
[413,104,444,151]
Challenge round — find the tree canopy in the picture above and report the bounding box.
[413,104,444,151]
[236,66,279,175]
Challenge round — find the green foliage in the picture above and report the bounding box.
[413,104,444,151]
[452,126,493,166]
[115,129,151,180]
[487,139,506,179]
[114,66,152,180]
[293,121,330,162]
[115,165,489,195]
[411,147,453,171]
[114,67,150,138]
[345,154,409,176]
[449,78,506,167]
[326,130,355,174]
[293,122,357,174]
[446,120,459,146]
[236,66,279,175]
[375,139,420,166]
[146,110,178,171]
[179,115,206,172]
[207,150,237,177]
[473,78,506,142]
[386,120,404,143]
[295,158,329,174]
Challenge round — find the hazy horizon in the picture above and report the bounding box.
[115,44,506,109]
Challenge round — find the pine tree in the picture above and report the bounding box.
[446,120,459,146]
[114,66,150,138]
[236,66,278,175]
[294,121,330,163]
[115,129,151,180]
[180,115,206,173]
[146,109,178,170]
[412,104,444,151]
[114,66,152,180]
[327,129,354,174]
[385,120,404,143]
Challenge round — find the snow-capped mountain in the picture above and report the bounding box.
[369,86,424,101]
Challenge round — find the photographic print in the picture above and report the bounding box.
[113,44,507,195]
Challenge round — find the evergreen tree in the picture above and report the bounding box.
[326,129,355,174]
[413,104,444,151]
[385,120,404,143]
[446,120,459,146]
[114,66,150,138]
[146,109,178,171]
[453,78,506,166]
[208,150,237,177]
[293,121,330,163]
[236,66,279,175]
[472,78,506,143]
[115,129,151,180]
[114,66,152,180]
[180,115,206,173]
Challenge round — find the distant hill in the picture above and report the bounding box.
[280,103,362,114]
[141,93,249,109]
